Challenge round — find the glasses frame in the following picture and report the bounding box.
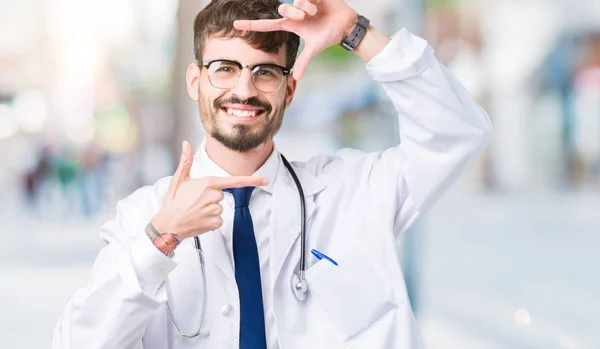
[199,59,292,93]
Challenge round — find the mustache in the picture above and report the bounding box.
[214,96,272,114]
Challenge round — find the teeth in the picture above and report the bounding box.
[226,108,257,117]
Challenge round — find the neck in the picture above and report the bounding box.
[205,136,274,176]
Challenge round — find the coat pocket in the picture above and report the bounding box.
[304,245,403,343]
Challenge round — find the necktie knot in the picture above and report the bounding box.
[223,186,255,208]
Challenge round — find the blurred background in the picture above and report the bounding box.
[1,0,599,347]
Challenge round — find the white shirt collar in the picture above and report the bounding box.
[192,139,279,194]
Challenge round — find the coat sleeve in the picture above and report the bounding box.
[51,178,178,349]
[330,28,492,238]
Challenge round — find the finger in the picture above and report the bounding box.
[205,203,224,216]
[233,18,288,32]
[204,176,269,190]
[292,45,317,81]
[167,141,193,197]
[279,3,305,21]
[201,188,225,204]
[174,141,193,179]
[210,217,224,231]
[293,0,318,16]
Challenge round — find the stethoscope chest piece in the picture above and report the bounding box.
[290,272,309,302]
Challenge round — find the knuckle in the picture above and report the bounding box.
[260,21,271,30]
[205,189,222,202]
[212,217,223,229]
[178,159,190,170]
[199,190,211,202]
[203,177,216,187]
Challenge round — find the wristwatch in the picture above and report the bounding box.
[340,15,370,51]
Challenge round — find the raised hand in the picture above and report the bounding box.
[151,141,268,242]
[234,0,358,80]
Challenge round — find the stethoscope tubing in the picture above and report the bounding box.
[166,236,207,338]
[165,153,307,338]
[280,155,307,277]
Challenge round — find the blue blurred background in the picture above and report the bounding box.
[1,0,599,348]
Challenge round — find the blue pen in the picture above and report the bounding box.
[311,249,338,266]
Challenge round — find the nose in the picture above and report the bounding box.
[230,68,258,99]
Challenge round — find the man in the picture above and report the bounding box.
[52,0,492,348]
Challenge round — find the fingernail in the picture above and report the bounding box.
[262,178,268,185]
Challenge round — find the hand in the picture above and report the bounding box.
[234,0,357,80]
[151,141,268,240]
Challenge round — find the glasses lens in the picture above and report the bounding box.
[251,65,284,93]
[207,61,241,89]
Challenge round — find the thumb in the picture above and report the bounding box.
[292,45,317,81]
[175,141,193,180]
[167,141,193,198]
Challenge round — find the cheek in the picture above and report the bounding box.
[271,91,288,109]
[199,88,222,110]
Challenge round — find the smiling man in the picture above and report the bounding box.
[52,0,492,348]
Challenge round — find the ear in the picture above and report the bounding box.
[284,75,297,108]
[186,62,201,101]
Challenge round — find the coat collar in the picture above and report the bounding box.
[189,139,279,194]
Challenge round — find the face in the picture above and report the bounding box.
[186,36,297,153]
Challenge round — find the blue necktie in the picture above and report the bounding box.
[223,187,267,349]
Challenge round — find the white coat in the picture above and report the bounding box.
[52,28,492,349]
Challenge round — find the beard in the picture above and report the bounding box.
[199,91,285,153]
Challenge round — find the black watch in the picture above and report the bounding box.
[340,15,370,51]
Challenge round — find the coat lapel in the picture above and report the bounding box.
[199,229,235,283]
[189,152,236,283]
[270,159,326,288]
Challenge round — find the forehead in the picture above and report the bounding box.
[202,36,287,65]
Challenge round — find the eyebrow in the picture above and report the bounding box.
[207,58,285,67]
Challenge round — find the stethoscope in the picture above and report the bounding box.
[166,154,308,338]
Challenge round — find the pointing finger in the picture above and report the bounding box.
[203,176,269,190]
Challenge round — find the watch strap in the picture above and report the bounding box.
[340,15,370,51]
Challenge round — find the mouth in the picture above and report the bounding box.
[220,105,267,121]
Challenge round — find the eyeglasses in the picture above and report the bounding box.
[199,59,291,93]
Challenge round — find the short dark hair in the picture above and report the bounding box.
[193,0,300,68]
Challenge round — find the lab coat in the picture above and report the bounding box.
[52,28,492,349]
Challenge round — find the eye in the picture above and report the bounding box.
[256,69,276,77]
[210,61,239,74]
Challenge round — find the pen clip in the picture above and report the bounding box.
[310,249,338,266]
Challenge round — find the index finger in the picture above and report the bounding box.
[204,176,269,190]
[233,18,288,32]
